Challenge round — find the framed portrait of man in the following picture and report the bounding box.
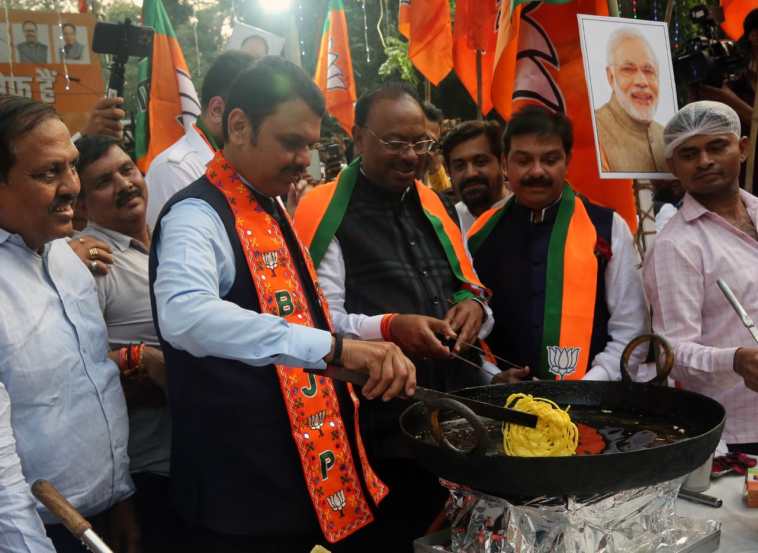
[53,22,90,64]
[578,15,678,179]
[226,20,284,60]
[13,21,51,64]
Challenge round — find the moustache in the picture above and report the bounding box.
[391,161,417,173]
[115,186,142,208]
[694,169,722,179]
[48,194,76,213]
[520,176,554,188]
[459,176,490,191]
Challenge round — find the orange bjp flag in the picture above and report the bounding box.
[454,0,499,115]
[721,0,758,39]
[399,0,411,39]
[490,0,637,232]
[314,0,357,135]
[135,0,201,172]
[408,0,453,85]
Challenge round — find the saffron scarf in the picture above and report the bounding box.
[468,186,598,380]
[294,157,489,303]
[206,151,387,542]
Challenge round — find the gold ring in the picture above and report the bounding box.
[89,248,98,260]
[78,237,85,244]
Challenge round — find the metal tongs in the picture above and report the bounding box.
[320,365,538,428]
[718,279,758,344]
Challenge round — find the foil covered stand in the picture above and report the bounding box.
[414,478,721,553]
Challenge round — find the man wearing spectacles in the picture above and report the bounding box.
[595,26,667,173]
[294,82,494,550]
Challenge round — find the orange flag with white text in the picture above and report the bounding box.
[314,0,357,135]
[408,0,453,85]
[454,0,498,115]
[399,0,411,39]
[491,0,637,232]
[721,0,758,39]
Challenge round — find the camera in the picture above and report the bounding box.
[93,19,153,98]
[672,5,746,87]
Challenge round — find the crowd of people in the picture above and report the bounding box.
[0,36,758,553]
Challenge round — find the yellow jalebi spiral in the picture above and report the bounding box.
[502,393,579,457]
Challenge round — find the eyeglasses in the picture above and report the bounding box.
[365,128,436,155]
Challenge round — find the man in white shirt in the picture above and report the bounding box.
[0,94,136,553]
[441,120,509,235]
[145,50,256,226]
[0,382,56,553]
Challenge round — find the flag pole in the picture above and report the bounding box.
[425,78,431,102]
[285,9,302,67]
[745,83,758,193]
[664,0,675,24]
[476,49,483,120]
[606,0,655,256]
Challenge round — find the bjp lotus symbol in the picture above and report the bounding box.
[546,346,580,379]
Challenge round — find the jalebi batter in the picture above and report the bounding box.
[503,393,579,457]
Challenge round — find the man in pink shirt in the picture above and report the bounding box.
[644,101,758,454]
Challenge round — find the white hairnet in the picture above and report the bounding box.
[663,101,741,158]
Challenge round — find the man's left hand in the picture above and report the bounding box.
[444,299,484,353]
[107,498,141,553]
[286,177,316,216]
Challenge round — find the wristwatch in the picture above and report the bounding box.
[330,333,344,366]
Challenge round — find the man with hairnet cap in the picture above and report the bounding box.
[643,100,758,455]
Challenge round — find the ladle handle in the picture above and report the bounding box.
[32,480,91,539]
[427,397,491,455]
[620,334,674,385]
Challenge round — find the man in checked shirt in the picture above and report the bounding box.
[644,101,758,455]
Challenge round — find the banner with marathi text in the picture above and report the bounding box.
[0,10,104,133]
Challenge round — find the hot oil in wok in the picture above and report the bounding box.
[424,405,687,456]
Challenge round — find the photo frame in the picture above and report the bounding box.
[578,15,678,179]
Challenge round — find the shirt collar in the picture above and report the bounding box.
[0,226,52,254]
[680,189,758,223]
[84,223,147,253]
[237,173,279,213]
[357,167,416,202]
[513,192,563,224]
[187,123,216,160]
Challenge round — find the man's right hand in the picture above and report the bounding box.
[734,347,758,392]
[81,97,126,140]
[389,314,456,359]
[334,339,416,401]
[69,235,114,275]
